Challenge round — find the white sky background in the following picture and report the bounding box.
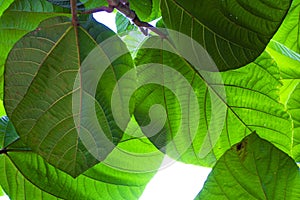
[0,12,212,200]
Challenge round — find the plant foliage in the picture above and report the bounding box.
[0,0,299,199]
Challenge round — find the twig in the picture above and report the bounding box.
[70,0,79,26]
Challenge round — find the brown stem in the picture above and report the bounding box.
[70,0,79,26]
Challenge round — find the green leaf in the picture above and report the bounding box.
[0,100,5,118]
[129,0,152,21]
[0,186,4,196]
[266,40,300,161]
[0,156,60,200]
[272,0,300,53]
[160,0,292,71]
[134,35,292,167]
[115,12,137,33]
[0,116,19,149]
[195,133,300,200]
[147,0,161,21]
[267,40,300,80]
[0,0,14,17]
[287,84,300,161]
[0,117,163,200]
[0,0,70,99]
[4,16,135,177]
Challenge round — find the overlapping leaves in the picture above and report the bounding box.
[0,117,163,199]
[1,0,299,199]
[134,36,292,167]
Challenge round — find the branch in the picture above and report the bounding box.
[80,0,168,39]
[70,0,79,26]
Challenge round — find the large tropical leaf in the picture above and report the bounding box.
[195,133,300,199]
[0,0,71,99]
[133,35,292,167]
[4,16,135,177]
[0,117,163,200]
[160,0,292,71]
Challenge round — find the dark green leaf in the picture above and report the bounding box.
[160,0,292,71]
[196,133,300,199]
[4,16,135,177]
[0,0,70,99]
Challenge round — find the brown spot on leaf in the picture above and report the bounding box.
[235,139,248,162]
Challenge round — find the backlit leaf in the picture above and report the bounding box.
[134,35,292,167]
[288,84,300,161]
[272,0,300,53]
[196,133,300,199]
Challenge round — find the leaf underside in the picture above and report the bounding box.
[196,133,300,199]
[4,16,134,177]
[161,0,292,71]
